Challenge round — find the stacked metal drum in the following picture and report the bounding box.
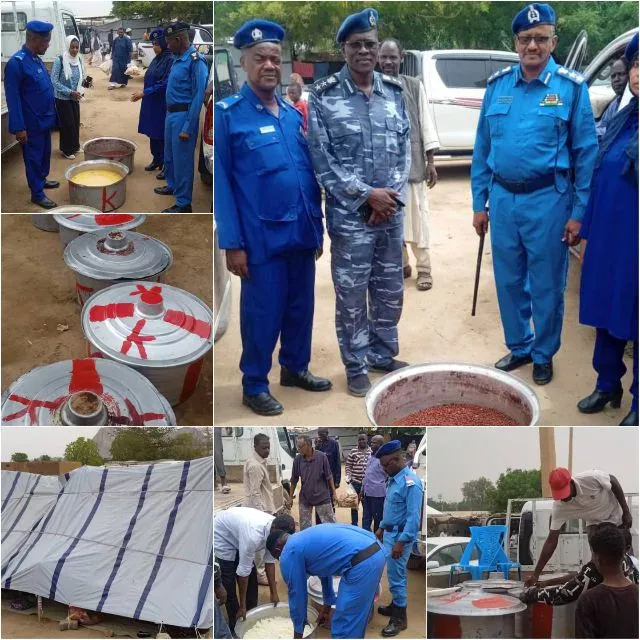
[1,214,212,426]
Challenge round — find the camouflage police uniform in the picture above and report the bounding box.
[307,66,410,380]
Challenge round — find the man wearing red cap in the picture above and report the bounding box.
[525,467,633,587]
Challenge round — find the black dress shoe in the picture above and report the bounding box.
[494,352,533,371]
[378,602,395,617]
[43,180,59,189]
[533,361,553,385]
[161,204,192,213]
[619,410,639,426]
[154,186,174,195]
[242,392,284,416]
[31,196,57,209]
[347,374,371,397]
[144,160,161,171]
[280,367,332,392]
[577,387,623,414]
[370,359,409,373]
[156,170,165,180]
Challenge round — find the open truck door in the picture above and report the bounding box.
[564,30,589,71]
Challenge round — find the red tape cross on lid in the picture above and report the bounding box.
[163,309,211,339]
[89,303,135,321]
[95,214,135,225]
[472,596,514,609]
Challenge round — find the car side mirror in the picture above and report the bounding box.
[427,560,440,569]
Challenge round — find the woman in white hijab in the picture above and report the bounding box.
[50,35,85,159]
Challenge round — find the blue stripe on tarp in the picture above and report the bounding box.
[1,475,42,544]
[133,460,191,620]
[190,546,213,628]
[48,468,109,600]
[96,464,154,612]
[3,486,66,588]
[1,472,22,512]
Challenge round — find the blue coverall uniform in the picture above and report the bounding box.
[280,523,386,639]
[165,45,208,207]
[471,58,598,364]
[214,83,324,396]
[4,44,57,201]
[379,465,423,607]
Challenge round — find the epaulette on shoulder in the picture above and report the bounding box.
[191,51,198,60]
[14,51,25,60]
[216,93,243,110]
[310,74,339,95]
[381,74,402,89]
[556,66,585,85]
[487,65,514,85]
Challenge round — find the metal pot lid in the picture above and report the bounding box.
[1,358,175,425]
[64,230,173,280]
[53,213,145,232]
[427,588,527,616]
[82,281,213,368]
[49,205,102,215]
[462,579,524,593]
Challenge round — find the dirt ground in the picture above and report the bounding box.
[1,612,106,639]
[1,214,213,425]
[1,62,211,213]
[214,160,633,426]
[254,499,426,639]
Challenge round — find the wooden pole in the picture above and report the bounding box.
[568,427,574,474]
[539,427,556,498]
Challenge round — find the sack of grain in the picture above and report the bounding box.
[335,483,359,509]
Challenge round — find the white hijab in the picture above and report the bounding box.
[62,35,84,87]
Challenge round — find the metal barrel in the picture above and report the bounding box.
[82,137,137,173]
[365,363,540,426]
[30,214,59,232]
[54,212,145,248]
[65,159,129,212]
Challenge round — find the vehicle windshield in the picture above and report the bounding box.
[427,543,438,554]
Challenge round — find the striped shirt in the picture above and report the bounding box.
[345,446,371,484]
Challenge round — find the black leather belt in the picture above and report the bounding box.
[493,171,567,194]
[167,103,190,113]
[384,524,405,533]
[350,541,381,567]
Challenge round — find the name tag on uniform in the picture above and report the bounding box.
[540,93,563,107]
[497,96,513,104]
[259,125,276,134]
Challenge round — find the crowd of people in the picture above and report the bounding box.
[5,19,210,213]
[213,431,423,638]
[214,3,638,424]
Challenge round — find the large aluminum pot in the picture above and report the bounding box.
[83,137,137,174]
[64,229,173,306]
[234,602,319,639]
[30,214,59,231]
[54,212,145,248]
[65,159,129,212]
[1,358,175,425]
[82,281,213,406]
[307,575,381,624]
[366,363,540,426]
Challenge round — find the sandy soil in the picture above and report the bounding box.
[1,214,213,425]
[254,498,426,639]
[1,611,107,639]
[214,160,632,426]
[1,62,211,213]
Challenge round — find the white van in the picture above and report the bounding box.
[1,1,80,153]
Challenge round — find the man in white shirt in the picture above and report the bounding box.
[525,468,633,586]
[214,507,295,632]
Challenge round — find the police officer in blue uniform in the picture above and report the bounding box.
[471,3,598,385]
[214,20,332,417]
[374,440,423,637]
[154,21,208,213]
[4,20,59,209]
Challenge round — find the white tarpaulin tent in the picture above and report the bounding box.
[1,458,213,629]
[426,504,443,515]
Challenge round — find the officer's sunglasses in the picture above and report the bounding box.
[516,35,554,46]
[345,40,379,51]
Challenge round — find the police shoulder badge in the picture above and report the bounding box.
[381,74,402,88]
[310,74,339,95]
[487,65,514,84]
[527,4,540,24]
[557,66,585,85]
[405,476,415,486]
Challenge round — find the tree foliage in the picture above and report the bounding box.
[113,2,213,25]
[486,468,542,513]
[214,1,636,64]
[38,454,52,461]
[10,452,28,462]
[110,428,206,461]
[461,477,495,510]
[64,438,104,466]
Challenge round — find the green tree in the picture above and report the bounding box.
[113,2,213,25]
[486,468,542,513]
[10,452,28,462]
[38,454,52,461]
[460,477,495,510]
[165,433,206,460]
[64,438,103,466]
[110,428,177,461]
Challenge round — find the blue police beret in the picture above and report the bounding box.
[149,28,164,41]
[25,20,53,34]
[164,21,190,37]
[375,439,402,459]
[233,19,285,50]
[336,8,378,44]
[511,4,556,35]
[624,32,639,62]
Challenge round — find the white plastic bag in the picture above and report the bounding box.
[99,58,112,74]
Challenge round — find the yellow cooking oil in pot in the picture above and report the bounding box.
[71,169,122,187]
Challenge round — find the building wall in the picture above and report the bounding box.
[1,461,82,476]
